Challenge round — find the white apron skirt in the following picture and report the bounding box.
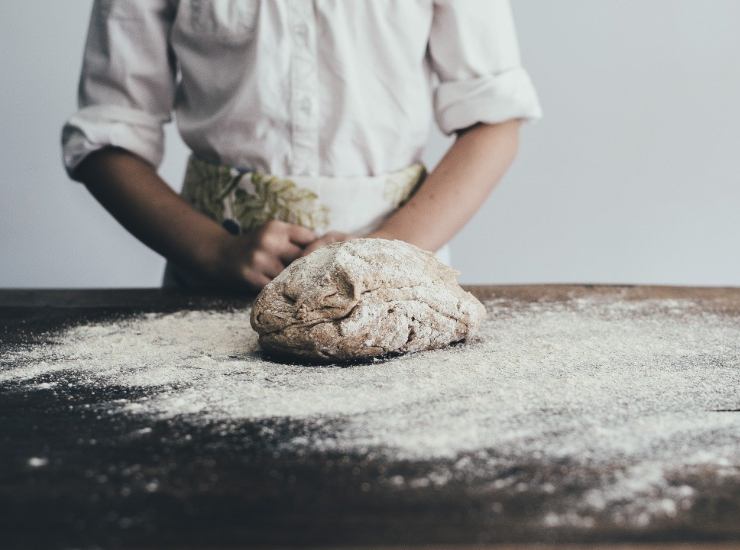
[163,156,450,288]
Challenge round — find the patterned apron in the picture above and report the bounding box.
[163,156,450,288]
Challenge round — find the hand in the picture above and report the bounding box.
[365,228,396,241]
[298,228,398,259]
[213,220,316,290]
[300,231,351,257]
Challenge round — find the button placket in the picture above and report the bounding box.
[288,0,319,176]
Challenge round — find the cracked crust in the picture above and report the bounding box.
[250,238,487,362]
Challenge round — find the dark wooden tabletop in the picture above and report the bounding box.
[2,286,740,550]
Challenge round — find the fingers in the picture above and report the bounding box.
[243,270,271,290]
[231,221,336,291]
[256,220,315,246]
[255,220,313,263]
[300,241,322,258]
[323,231,349,245]
[250,249,284,278]
[287,224,317,246]
[301,231,350,257]
[278,242,303,264]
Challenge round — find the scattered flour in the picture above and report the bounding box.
[3,292,740,528]
[27,457,49,468]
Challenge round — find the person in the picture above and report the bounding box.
[62,0,541,291]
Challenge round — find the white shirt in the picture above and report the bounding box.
[62,0,542,179]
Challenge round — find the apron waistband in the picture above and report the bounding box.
[181,156,427,236]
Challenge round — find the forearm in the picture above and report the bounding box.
[373,120,521,251]
[75,148,226,276]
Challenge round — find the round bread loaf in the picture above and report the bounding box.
[250,238,486,362]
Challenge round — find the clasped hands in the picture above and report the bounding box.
[214,219,386,290]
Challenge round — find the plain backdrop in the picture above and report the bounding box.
[1,1,739,287]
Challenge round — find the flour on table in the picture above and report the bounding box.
[3,292,740,529]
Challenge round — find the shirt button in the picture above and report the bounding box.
[300,98,312,114]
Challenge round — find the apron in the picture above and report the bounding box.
[163,155,451,288]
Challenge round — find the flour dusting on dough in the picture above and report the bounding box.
[250,238,485,361]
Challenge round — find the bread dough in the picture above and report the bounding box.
[250,238,486,362]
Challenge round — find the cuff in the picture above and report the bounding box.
[434,68,543,135]
[61,105,167,181]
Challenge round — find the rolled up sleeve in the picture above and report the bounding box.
[62,0,177,180]
[429,0,542,135]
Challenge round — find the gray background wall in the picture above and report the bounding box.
[2,1,739,287]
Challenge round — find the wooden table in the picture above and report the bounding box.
[1,286,739,549]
